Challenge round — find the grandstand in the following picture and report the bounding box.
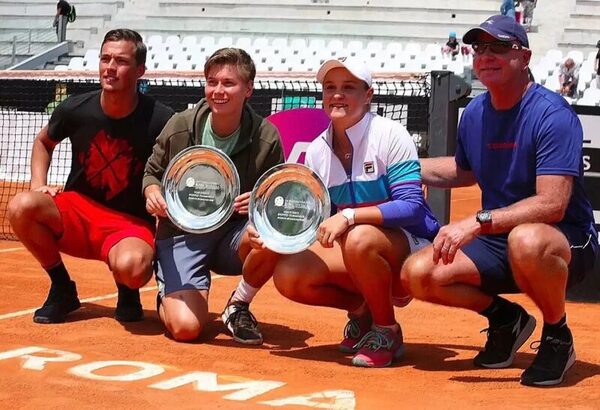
[1,0,599,104]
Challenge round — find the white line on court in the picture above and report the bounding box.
[0,247,25,253]
[0,275,225,321]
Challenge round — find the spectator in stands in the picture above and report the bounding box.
[143,48,284,344]
[500,0,516,20]
[53,0,72,41]
[45,83,69,115]
[269,57,440,368]
[442,32,461,58]
[7,29,174,325]
[522,0,537,31]
[558,57,579,98]
[401,14,598,387]
[595,40,600,89]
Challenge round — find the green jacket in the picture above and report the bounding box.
[143,98,284,239]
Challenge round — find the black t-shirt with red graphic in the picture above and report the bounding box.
[48,90,174,222]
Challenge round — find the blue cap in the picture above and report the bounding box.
[462,14,529,48]
[449,31,456,38]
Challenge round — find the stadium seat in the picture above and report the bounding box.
[308,38,326,56]
[544,49,563,65]
[290,38,307,56]
[346,40,364,57]
[385,42,402,59]
[216,36,234,49]
[403,43,421,60]
[68,57,84,70]
[147,35,164,49]
[83,49,99,65]
[365,41,384,59]
[181,35,197,49]
[424,43,442,61]
[327,39,344,57]
[271,37,289,54]
[199,35,216,53]
[165,35,181,48]
[175,60,193,70]
[544,75,560,93]
[252,37,270,54]
[235,37,253,52]
[54,65,69,71]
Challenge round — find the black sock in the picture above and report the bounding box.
[543,315,571,341]
[116,283,140,305]
[479,296,520,326]
[45,261,71,287]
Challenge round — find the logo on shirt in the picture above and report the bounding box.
[487,142,517,150]
[78,130,142,200]
[364,161,374,173]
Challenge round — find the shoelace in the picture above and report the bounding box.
[226,304,258,329]
[529,336,570,353]
[353,329,392,352]
[343,317,361,339]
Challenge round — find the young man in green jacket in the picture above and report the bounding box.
[143,48,284,344]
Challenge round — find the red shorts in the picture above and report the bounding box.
[53,191,155,263]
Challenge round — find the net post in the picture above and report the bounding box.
[427,70,471,224]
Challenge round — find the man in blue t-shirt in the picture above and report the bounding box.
[401,14,598,387]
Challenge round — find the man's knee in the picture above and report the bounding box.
[7,192,43,224]
[508,224,551,263]
[166,314,203,342]
[111,250,153,288]
[401,253,437,298]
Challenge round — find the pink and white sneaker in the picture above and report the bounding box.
[351,325,404,368]
[339,312,372,354]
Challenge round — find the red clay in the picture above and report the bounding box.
[0,186,598,409]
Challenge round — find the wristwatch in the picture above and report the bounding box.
[476,210,492,233]
[341,208,356,226]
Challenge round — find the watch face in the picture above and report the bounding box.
[477,210,492,224]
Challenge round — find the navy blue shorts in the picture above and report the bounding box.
[462,224,598,295]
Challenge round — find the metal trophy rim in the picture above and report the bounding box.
[249,163,330,254]
[162,145,240,234]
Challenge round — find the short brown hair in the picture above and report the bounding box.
[101,29,146,66]
[204,48,256,83]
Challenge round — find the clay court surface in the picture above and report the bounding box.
[0,186,599,409]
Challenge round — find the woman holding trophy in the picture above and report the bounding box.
[253,57,440,367]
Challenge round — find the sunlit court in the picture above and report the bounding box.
[1,1,600,408]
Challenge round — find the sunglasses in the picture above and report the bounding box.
[471,42,524,55]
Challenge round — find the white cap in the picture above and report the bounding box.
[316,57,372,88]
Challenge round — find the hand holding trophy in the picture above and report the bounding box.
[162,145,240,233]
[249,163,330,254]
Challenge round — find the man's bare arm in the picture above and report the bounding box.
[484,175,572,234]
[421,156,477,188]
[31,125,59,190]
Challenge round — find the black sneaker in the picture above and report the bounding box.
[33,280,81,324]
[221,294,263,345]
[520,331,576,386]
[114,284,144,322]
[473,305,536,368]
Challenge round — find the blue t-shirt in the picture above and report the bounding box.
[456,83,595,233]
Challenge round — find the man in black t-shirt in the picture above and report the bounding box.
[7,29,174,325]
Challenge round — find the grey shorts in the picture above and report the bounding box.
[155,218,248,297]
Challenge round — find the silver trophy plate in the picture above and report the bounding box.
[162,145,240,233]
[250,163,330,254]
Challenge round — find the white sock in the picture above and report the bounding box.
[231,278,259,304]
